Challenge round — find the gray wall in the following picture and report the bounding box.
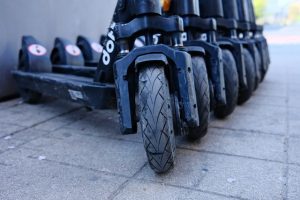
[0,0,117,99]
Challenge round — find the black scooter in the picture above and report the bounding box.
[13,0,209,173]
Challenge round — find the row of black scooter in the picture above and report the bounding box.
[13,0,270,173]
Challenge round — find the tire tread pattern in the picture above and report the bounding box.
[139,65,176,173]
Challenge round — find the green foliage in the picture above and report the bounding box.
[253,0,268,19]
[288,2,300,23]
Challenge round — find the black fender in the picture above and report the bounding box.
[184,41,227,106]
[254,36,270,73]
[18,36,52,73]
[218,38,248,90]
[241,39,262,84]
[135,53,168,66]
[114,45,199,134]
[51,37,85,66]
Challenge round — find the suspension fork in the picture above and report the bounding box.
[94,0,133,83]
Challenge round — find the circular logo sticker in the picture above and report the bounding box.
[91,42,103,53]
[65,45,81,56]
[28,44,47,56]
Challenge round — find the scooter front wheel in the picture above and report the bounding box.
[188,56,210,140]
[138,64,176,173]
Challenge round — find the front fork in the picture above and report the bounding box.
[218,38,248,91]
[184,40,226,107]
[255,36,270,75]
[113,45,200,135]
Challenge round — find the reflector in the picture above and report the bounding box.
[161,0,171,12]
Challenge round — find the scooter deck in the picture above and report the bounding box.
[13,71,115,109]
[53,65,96,78]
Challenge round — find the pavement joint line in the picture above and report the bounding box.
[0,162,11,167]
[234,112,279,118]
[282,77,291,200]
[132,177,249,200]
[0,107,82,140]
[0,121,26,128]
[26,155,133,179]
[178,146,285,165]
[108,162,148,200]
[22,141,253,200]
[209,126,284,137]
[24,131,286,172]
[209,126,285,137]
[54,129,143,145]
[290,135,300,139]
[243,102,287,108]
[237,101,287,108]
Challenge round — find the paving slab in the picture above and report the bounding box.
[0,98,22,110]
[113,179,232,200]
[210,112,286,135]
[233,102,286,118]
[289,137,300,165]
[22,130,146,177]
[288,73,300,84]
[254,81,287,98]
[0,148,127,200]
[0,128,49,154]
[247,94,287,107]
[9,128,49,143]
[288,165,300,200]
[33,108,89,132]
[178,128,285,162]
[288,94,300,109]
[289,82,300,94]
[0,100,81,127]
[137,149,284,200]
[0,123,25,138]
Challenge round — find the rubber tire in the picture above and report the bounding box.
[253,45,262,90]
[238,48,256,105]
[138,65,176,174]
[188,56,210,140]
[214,49,239,119]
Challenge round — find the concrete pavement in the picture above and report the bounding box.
[0,44,299,200]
